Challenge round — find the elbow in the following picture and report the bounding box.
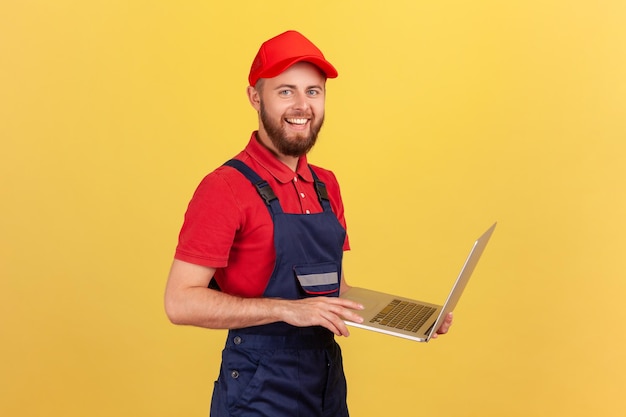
[164,295,187,325]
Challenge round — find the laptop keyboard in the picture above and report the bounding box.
[370,299,436,333]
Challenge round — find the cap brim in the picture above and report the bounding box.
[253,56,338,85]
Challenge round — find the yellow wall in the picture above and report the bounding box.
[2,1,625,416]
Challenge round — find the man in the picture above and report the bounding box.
[165,30,452,417]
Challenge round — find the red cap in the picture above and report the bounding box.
[248,30,338,87]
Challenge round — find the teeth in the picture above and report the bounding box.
[287,118,307,125]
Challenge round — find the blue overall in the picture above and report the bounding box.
[209,159,349,417]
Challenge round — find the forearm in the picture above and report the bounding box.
[164,260,364,335]
[165,286,288,329]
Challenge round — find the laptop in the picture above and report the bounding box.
[341,222,496,342]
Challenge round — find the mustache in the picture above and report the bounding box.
[284,113,312,118]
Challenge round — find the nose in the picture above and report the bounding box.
[292,91,310,111]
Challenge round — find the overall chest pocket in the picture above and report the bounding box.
[294,262,340,297]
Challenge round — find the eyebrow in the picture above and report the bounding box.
[273,83,324,91]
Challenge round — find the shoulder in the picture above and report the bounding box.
[187,163,260,218]
[195,163,254,196]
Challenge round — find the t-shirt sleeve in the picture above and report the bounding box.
[174,171,241,267]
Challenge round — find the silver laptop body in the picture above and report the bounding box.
[341,222,496,342]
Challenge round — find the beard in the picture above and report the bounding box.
[260,101,324,157]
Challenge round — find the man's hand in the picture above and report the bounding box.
[430,312,453,339]
[276,297,364,337]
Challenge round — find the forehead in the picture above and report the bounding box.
[265,62,327,87]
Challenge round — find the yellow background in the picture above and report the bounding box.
[2,1,625,416]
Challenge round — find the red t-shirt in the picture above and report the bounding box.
[175,132,350,297]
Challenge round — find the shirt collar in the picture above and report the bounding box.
[244,132,314,184]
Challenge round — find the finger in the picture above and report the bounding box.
[327,303,364,325]
[436,313,454,335]
[320,312,350,337]
[334,305,364,323]
[437,323,449,334]
[326,297,365,311]
[334,316,352,337]
[324,306,359,337]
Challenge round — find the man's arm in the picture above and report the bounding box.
[164,259,364,336]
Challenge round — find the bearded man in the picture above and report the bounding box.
[165,30,450,417]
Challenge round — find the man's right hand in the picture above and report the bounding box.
[274,297,364,337]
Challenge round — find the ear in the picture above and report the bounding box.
[247,86,261,111]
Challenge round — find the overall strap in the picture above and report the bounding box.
[224,159,283,216]
[309,166,333,212]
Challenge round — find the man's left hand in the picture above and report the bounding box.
[430,312,453,339]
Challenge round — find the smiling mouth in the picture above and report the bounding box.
[285,118,309,125]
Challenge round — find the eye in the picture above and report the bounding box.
[307,89,322,97]
[278,89,293,96]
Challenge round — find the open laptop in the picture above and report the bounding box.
[341,222,496,342]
